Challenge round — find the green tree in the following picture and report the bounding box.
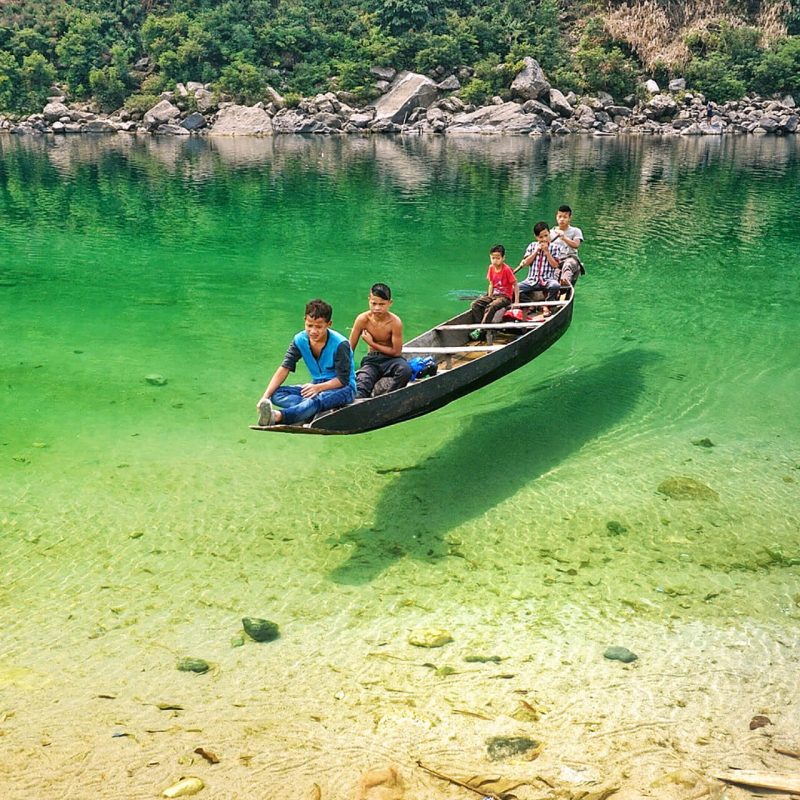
[89,65,127,111]
[752,37,800,96]
[215,59,266,103]
[527,0,568,75]
[685,52,746,102]
[0,50,19,111]
[19,51,56,111]
[8,27,50,61]
[574,18,638,99]
[55,11,107,96]
[373,0,441,36]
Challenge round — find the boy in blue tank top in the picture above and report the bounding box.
[257,299,356,426]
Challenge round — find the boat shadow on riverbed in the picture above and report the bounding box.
[328,348,660,585]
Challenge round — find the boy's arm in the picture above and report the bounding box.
[364,316,404,357]
[545,247,560,268]
[555,230,581,249]
[387,317,404,357]
[348,313,365,351]
[515,244,535,272]
[259,366,289,403]
[512,274,519,305]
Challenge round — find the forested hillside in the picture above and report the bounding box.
[1,0,798,114]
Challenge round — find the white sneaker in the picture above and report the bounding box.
[257,398,276,426]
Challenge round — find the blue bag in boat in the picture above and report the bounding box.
[407,355,438,381]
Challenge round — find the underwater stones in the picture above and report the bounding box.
[162,776,204,797]
[177,658,210,674]
[606,520,628,536]
[145,373,168,386]
[356,765,404,800]
[408,628,453,648]
[242,617,280,642]
[657,476,719,501]
[486,735,540,761]
[604,646,638,663]
[692,437,715,448]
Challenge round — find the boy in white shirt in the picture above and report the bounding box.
[550,204,585,286]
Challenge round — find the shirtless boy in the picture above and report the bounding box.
[348,283,412,399]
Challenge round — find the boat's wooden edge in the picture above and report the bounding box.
[248,423,338,435]
[403,345,504,354]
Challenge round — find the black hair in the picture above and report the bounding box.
[533,221,549,236]
[557,204,572,215]
[370,282,392,300]
[489,244,505,256]
[305,299,332,321]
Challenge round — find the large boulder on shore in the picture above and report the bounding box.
[43,101,69,123]
[143,100,180,130]
[548,87,573,118]
[644,94,678,121]
[511,57,550,101]
[210,104,273,136]
[372,71,437,124]
[448,101,547,134]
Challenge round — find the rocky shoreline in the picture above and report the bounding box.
[2,58,797,139]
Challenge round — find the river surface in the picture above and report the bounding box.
[1,133,798,799]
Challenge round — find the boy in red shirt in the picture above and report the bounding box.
[469,244,519,340]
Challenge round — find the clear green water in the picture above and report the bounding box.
[1,134,799,796]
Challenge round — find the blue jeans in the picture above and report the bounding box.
[272,384,355,424]
[519,278,560,301]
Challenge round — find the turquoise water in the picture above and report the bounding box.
[1,133,799,798]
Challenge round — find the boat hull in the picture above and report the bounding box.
[253,292,573,435]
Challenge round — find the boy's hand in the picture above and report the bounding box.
[361,330,374,345]
[300,383,320,398]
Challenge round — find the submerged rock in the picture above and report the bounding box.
[176,657,210,673]
[408,628,452,648]
[145,373,168,386]
[242,617,280,642]
[692,437,715,448]
[606,520,628,536]
[486,735,540,761]
[657,476,719,500]
[604,646,638,663]
[356,765,404,800]
[162,776,204,797]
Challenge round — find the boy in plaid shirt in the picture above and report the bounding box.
[514,221,561,317]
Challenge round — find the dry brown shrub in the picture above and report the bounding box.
[604,0,789,70]
[757,0,790,44]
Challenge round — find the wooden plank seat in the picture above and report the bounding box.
[403,344,503,369]
[514,300,570,307]
[436,322,543,330]
[402,345,503,353]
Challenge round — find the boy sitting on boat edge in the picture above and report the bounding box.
[257,299,356,426]
[469,244,519,339]
[514,222,561,317]
[550,204,585,286]
[349,282,412,399]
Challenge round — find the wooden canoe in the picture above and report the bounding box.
[251,286,574,435]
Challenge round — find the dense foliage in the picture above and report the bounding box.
[0,0,798,113]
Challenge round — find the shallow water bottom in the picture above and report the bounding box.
[2,410,798,799]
